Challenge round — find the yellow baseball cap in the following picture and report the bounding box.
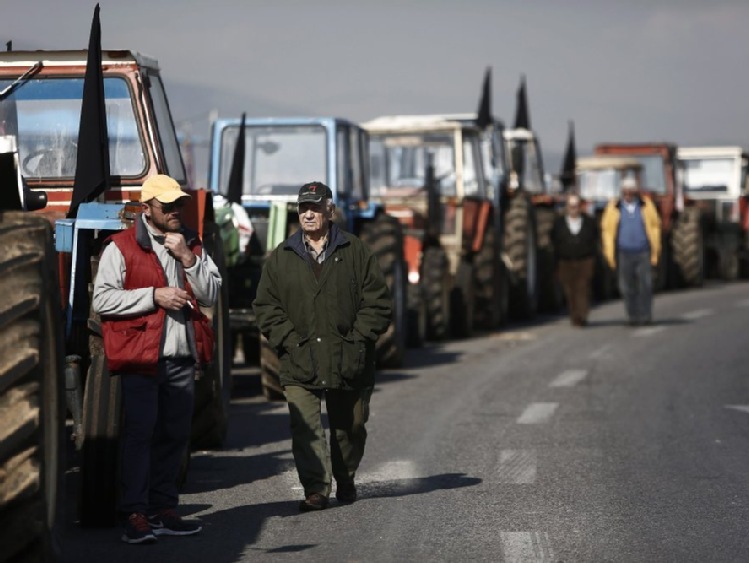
[140,174,191,203]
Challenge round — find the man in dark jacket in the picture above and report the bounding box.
[253,181,392,512]
[551,193,598,326]
[93,174,221,543]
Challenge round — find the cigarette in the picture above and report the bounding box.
[186,301,194,310]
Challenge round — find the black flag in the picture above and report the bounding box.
[559,121,576,190]
[475,67,492,129]
[225,113,246,205]
[68,4,110,218]
[513,75,531,130]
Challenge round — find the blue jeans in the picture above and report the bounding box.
[618,250,652,323]
[119,358,195,515]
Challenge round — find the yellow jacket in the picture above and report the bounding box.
[601,196,661,269]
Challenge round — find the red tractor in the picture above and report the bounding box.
[594,143,705,289]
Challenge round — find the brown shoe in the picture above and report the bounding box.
[299,492,329,512]
[335,482,357,504]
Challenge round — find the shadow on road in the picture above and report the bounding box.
[177,472,482,562]
[359,472,482,499]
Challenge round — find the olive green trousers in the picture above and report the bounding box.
[284,385,373,497]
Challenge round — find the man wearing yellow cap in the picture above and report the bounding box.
[93,175,222,544]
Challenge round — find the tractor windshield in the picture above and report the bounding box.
[682,157,735,194]
[578,168,622,202]
[218,124,327,199]
[634,155,667,194]
[369,134,456,197]
[0,76,145,179]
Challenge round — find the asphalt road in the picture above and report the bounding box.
[58,282,749,562]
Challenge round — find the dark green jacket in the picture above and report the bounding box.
[253,223,392,390]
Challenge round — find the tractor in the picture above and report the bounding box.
[576,155,644,300]
[678,146,749,280]
[0,42,234,536]
[594,143,705,289]
[362,113,510,340]
[208,116,408,400]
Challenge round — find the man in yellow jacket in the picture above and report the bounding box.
[601,176,661,325]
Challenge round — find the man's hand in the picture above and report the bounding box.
[155,287,191,311]
[164,233,197,268]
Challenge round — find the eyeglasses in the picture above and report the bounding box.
[150,200,185,213]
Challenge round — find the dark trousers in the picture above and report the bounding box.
[284,385,372,497]
[119,358,195,515]
[557,257,594,325]
[618,250,653,323]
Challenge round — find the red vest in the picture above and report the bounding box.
[101,221,214,375]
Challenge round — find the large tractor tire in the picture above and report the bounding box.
[504,194,539,320]
[359,214,407,369]
[79,342,120,527]
[593,247,617,302]
[79,253,122,528]
[191,223,233,450]
[0,214,65,561]
[259,335,284,402]
[717,228,741,282]
[406,282,426,348]
[671,207,705,288]
[472,227,503,330]
[421,246,451,341]
[534,206,564,313]
[450,261,474,339]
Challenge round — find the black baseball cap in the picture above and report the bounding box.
[298,181,333,204]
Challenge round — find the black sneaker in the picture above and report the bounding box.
[147,509,202,536]
[336,482,357,504]
[121,512,157,544]
[299,492,329,512]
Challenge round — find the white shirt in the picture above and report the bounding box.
[565,216,583,235]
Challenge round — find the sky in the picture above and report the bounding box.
[3,0,749,184]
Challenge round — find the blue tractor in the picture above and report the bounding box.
[209,116,408,400]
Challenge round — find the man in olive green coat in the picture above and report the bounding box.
[253,181,392,511]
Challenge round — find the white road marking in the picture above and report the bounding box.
[589,343,612,359]
[549,369,588,387]
[681,308,713,321]
[632,326,666,337]
[517,402,559,424]
[497,450,537,484]
[725,405,749,415]
[492,331,536,342]
[500,531,555,562]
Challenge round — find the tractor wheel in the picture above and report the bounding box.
[504,194,539,320]
[450,261,474,339]
[472,227,502,330]
[0,213,65,559]
[191,223,233,450]
[593,248,617,302]
[259,335,284,402]
[718,230,740,282]
[406,282,426,348]
[671,207,705,288]
[359,214,407,369]
[79,348,121,527]
[421,246,451,341]
[534,206,563,313]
